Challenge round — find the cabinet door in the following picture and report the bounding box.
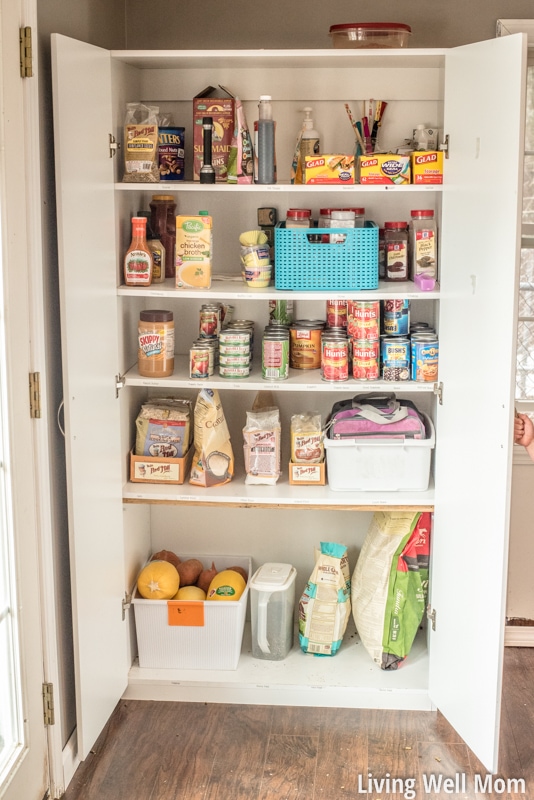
[430,33,527,772]
[51,35,127,759]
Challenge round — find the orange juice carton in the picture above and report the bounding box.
[357,154,411,185]
[411,150,444,184]
[175,214,212,289]
[193,86,235,181]
[303,154,354,184]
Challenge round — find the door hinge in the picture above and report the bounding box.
[20,26,33,78]
[109,133,120,158]
[434,381,443,405]
[122,591,132,621]
[42,682,55,726]
[115,373,125,398]
[426,604,436,631]
[29,372,41,418]
[440,133,449,159]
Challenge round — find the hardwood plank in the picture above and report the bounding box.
[257,734,318,800]
[417,740,473,799]
[315,724,367,797]
[269,705,322,736]
[367,732,421,800]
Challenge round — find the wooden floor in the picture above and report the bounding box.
[61,647,534,800]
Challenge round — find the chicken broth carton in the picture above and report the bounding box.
[175,214,212,289]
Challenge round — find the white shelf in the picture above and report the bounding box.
[116,181,443,194]
[123,355,437,393]
[118,278,440,300]
[124,623,431,711]
[123,467,435,509]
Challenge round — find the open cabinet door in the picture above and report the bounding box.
[430,34,527,772]
[51,34,127,760]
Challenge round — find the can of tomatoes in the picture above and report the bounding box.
[347,300,380,340]
[352,339,380,380]
[321,334,349,382]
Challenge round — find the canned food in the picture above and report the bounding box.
[381,336,410,381]
[352,339,380,380]
[326,300,348,328]
[347,300,380,340]
[411,334,439,382]
[219,330,251,345]
[321,336,349,382]
[383,299,410,336]
[199,304,221,338]
[190,346,211,378]
[262,331,289,381]
[219,364,250,379]
[192,337,219,367]
[219,354,250,367]
[290,320,324,370]
[218,342,250,357]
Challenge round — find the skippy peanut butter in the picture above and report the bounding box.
[175,213,212,289]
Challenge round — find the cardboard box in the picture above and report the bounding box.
[133,554,252,670]
[130,446,193,485]
[193,86,235,181]
[288,461,326,486]
[411,150,444,184]
[175,214,212,289]
[357,154,410,185]
[303,154,354,184]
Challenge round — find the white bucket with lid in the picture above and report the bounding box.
[250,563,296,661]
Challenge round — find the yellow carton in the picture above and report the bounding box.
[175,214,212,289]
[357,154,410,184]
[411,151,443,184]
[303,154,354,184]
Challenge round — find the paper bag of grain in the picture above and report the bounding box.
[189,388,234,487]
[243,406,281,485]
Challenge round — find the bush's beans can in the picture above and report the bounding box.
[262,329,289,381]
[190,345,212,378]
[326,300,348,329]
[411,334,439,382]
[382,299,410,336]
[381,336,410,381]
[352,339,380,380]
[290,320,324,369]
[321,334,349,382]
[347,300,380,340]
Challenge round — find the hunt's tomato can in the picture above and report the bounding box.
[326,299,348,328]
[321,335,349,382]
[352,339,380,380]
[347,300,380,340]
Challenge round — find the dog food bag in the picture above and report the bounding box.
[351,511,431,670]
[299,542,351,656]
[243,406,281,485]
[189,389,234,487]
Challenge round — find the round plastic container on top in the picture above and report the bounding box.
[250,563,296,661]
[329,22,412,49]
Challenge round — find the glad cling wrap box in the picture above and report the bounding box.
[299,542,351,656]
[303,154,354,184]
[357,154,410,185]
[411,150,444,184]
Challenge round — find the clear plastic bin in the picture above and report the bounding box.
[329,23,411,49]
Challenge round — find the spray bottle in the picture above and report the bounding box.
[296,107,320,184]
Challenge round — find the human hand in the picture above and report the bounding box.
[514,413,534,447]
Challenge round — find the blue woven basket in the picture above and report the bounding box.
[274,221,379,291]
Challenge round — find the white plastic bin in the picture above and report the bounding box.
[324,414,435,491]
[133,554,252,670]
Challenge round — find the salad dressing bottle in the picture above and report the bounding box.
[124,216,153,286]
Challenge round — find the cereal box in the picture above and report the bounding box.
[193,86,235,182]
[411,151,444,185]
[357,154,411,185]
[175,214,212,289]
[303,154,354,184]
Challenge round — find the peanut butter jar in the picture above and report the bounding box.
[138,310,174,378]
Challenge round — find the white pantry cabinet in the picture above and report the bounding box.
[51,33,526,771]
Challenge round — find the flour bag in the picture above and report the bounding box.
[298,542,351,656]
[351,511,431,670]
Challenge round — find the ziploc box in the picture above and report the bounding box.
[193,86,235,181]
[411,151,444,185]
[175,214,212,289]
[357,154,410,185]
[303,154,354,184]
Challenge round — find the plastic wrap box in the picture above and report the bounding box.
[133,555,252,670]
[324,415,435,491]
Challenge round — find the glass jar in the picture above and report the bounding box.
[285,208,312,228]
[150,195,177,279]
[384,221,409,281]
[138,309,174,377]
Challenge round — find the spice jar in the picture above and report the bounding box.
[340,207,365,227]
[150,195,177,279]
[138,310,174,378]
[384,221,409,281]
[285,208,312,228]
[409,210,437,285]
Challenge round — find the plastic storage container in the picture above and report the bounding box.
[329,22,412,49]
[132,554,252,670]
[324,414,435,491]
[250,563,296,661]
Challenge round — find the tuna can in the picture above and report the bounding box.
[219,364,250,379]
[219,353,250,367]
[190,345,212,378]
[219,329,251,346]
[262,330,289,381]
[326,300,348,329]
[352,339,380,380]
[347,300,380,341]
[381,336,410,381]
[199,304,221,338]
[290,320,324,370]
[321,335,349,382]
[411,334,439,382]
[382,299,410,336]
[218,341,250,357]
